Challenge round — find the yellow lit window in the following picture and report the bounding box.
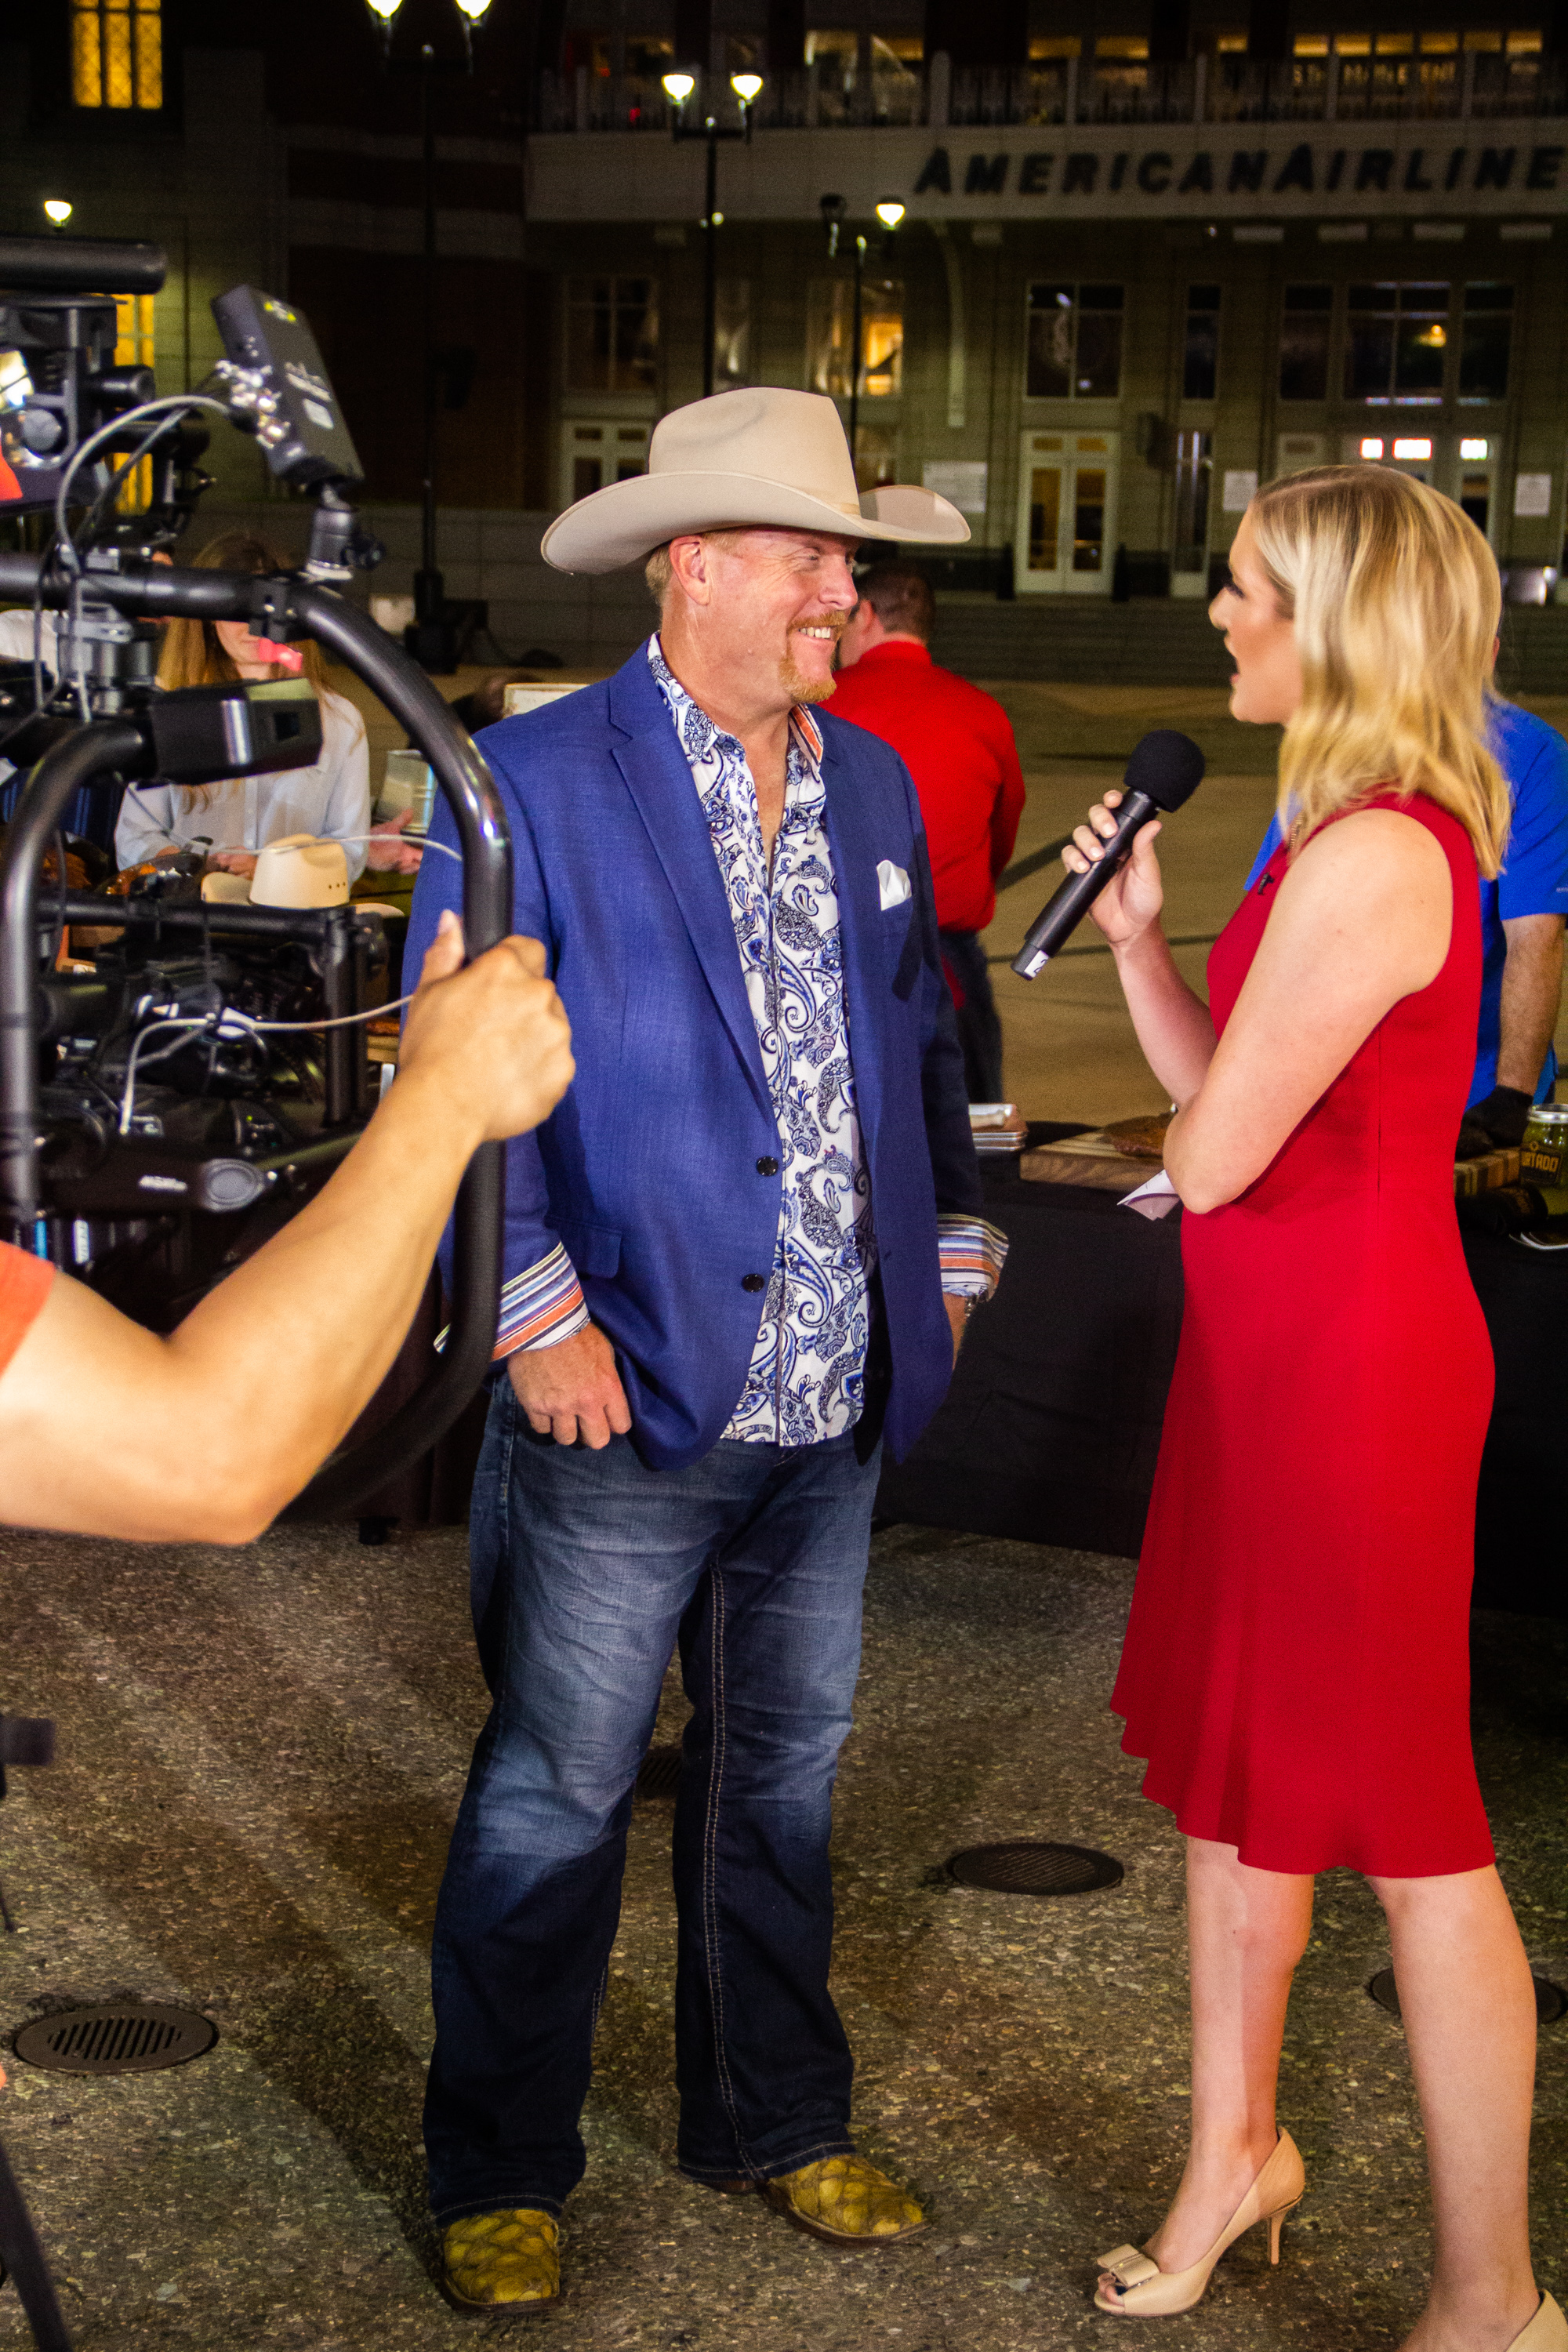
[1029,34,1081,57]
[1507,29,1544,51]
[1335,33,1373,54]
[113,295,156,513]
[1421,31,1461,51]
[1294,35,1330,56]
[1375,33,1414,55]
[1464,29,1504,49]
[1215,33,1248,50]
[72,0,162,110]
[1095,36,1149,57]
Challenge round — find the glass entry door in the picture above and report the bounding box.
[1014,430,1120,595]
[560,418,650,508]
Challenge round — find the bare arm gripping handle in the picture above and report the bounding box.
[0,554,514,1517]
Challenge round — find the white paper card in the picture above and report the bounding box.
[1222,470,1258,513]
[1514,473,1554,517]
[1120,1169,1181,1221]
[922,460,989,514]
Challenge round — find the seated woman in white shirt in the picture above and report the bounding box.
[114,530,420,880]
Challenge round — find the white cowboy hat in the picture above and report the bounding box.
[542,387,971,575]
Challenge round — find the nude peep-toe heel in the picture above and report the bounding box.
[1507,2295,1568,2352]
[1094,2129,1306,2318]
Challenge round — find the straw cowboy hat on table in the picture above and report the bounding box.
[541,387,971,574]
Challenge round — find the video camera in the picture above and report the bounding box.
[0,234,511,1513]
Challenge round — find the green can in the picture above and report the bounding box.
[1520,1102,1568,1188]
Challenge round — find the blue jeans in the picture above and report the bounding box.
[423,1381,882,2223]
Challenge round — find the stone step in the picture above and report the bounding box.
[930,598,1230,688]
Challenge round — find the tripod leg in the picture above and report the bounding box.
[0,2132,72,2352]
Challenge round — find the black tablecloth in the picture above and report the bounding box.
[875,1169,1183,1560]
[877,1159,1568,1617]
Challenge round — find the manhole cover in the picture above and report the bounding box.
[1368,1968,1566,2027]
[946,1841,1124,1896]
[634,1746,682,1802]
[13,2002,218,2076]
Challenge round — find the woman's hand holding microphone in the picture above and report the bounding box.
[1062,787,1166,953]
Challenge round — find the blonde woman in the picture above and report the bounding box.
[115,531,419,880]
[1067,469,1559,2352]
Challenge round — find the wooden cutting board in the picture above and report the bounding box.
[1021,1134,1523,1199]
[1018,1134,1155,1194]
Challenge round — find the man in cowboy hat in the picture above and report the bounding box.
[406,387,1007,2314]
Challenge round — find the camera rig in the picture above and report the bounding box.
[0,234,513,1519]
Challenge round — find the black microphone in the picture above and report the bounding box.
[1011,729,1206,979]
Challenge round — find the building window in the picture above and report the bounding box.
[713,280,751,392]
[564,278,659,395]
[807,280,904,401]
[72,0,162,108]
[1026,284,1123,401]
[852,422,899,493]
[1460,284,1512,404]
[1345,283,1449,405]
[1183,285,1221,402]
[110,292,158,510]
[564,419,650,506]
[1278,285,1333,401]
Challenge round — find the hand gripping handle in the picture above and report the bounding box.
[0,552,514,1516]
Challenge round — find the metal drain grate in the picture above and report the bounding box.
[946,1841,1124,1896]
[634,1746,682,1802]
[13,2002,218,2076]
[1368,1968,1566,2027]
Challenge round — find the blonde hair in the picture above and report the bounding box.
[644,544,673,608]
[1247,465,1509,878]
[157,531,329,695]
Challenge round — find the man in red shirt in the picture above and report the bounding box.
[831,565,1025,1100]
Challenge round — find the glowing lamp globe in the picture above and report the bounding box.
[731,72,764,102]
[875,199,906,229]
[43,201,73,227]
[662,71,696,102]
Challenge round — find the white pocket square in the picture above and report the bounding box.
[877,859,912,910]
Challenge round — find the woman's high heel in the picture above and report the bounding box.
[1094,2130,1305,2318]
[1507,2294,1568,2352]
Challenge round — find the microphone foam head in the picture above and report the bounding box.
[1124,729,1206,813]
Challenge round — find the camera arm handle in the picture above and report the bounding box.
[0,553,514,1518]
[0,719,147,1236]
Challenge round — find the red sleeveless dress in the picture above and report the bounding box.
[1112,793,1496,1877]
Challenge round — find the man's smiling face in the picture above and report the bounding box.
[695,528,861,710]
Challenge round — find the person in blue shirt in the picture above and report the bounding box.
[1243,695,1568,1147]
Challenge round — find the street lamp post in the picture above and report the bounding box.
[818,197,903,489]
[367,0,492,671]
[663,71,762,399]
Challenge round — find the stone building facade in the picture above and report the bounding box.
[4,0,1568,665]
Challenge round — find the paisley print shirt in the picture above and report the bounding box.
[649,636,873,1445]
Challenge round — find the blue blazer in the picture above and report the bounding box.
[406,645,983,1471]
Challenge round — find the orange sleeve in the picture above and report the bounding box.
[0,1243,54,1378]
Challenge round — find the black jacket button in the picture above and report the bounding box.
[742,1273,767,1293]
[756,1155,779,1175]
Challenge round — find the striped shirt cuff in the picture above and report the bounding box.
[493,1242,591,1359]
[938,1214,1009,1301]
